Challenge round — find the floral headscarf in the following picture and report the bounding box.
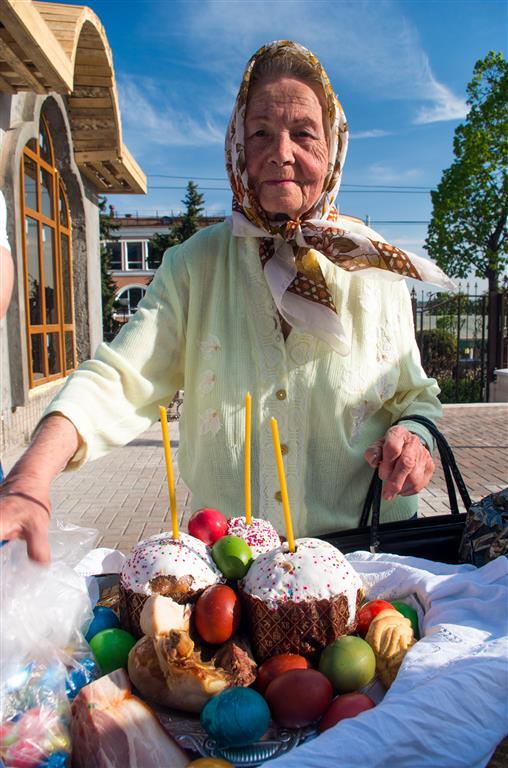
[225,40,454,354]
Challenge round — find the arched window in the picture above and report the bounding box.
[20,116,76,387]
[114,285,147,321]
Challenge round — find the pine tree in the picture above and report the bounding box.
[147,231,179,270]
[99,197,119,336]
[174,181,205,243]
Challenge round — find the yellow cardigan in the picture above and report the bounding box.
[45,221,441,536]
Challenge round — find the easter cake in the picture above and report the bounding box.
[239,537,363,662]
[119,532,224,637]
[226,515,281,558]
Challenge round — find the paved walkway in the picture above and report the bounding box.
[3,404,507,552]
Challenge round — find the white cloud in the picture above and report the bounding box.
[413,73,469,124]
[170,0,467,125]
[367,163,424,184]
[118,75,225,150]
[349,129,392,139]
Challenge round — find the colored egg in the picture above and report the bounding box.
[212,536,253,579]
[89,629,136,675]
[391,601,420,638]
[200,687,270,747]
[319,636,376,693]
[85,606,120,643]
[186,760,233,767]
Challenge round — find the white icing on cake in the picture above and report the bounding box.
[240,537,362,614]
[227,516,280,557]
[121,532,224,595]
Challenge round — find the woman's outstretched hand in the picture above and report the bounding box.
[0,413,81,563]
[0,481,51,563]
[364,426,435,500]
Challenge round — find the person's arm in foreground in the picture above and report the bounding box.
[0,414,80,562]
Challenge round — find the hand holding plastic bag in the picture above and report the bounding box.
[0,521,99,767]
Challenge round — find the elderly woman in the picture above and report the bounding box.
[0,41,452,562]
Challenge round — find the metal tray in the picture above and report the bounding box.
[154,704,316,766]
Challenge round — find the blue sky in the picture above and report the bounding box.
[78,0,506,286]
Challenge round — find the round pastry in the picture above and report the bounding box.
[239,538,363,662]
[119,532,224,637]
[226,516,280,558]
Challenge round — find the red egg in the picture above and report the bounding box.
[255,653,310,695]
[265,669,333,728]
[356,600,394,637]
[194,584,241,644]
[188,508,229,545]
[318,693,375,732]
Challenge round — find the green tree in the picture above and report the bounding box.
[174,181,205,243]
[147,231,179,270]
[99,197,119,335]
[425,52,507,390]
[425,51,507,291]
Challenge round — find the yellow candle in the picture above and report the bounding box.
[245,392,252,525]
[270,417,295,552]
[159,405,179,540]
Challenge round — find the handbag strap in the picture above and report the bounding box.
[359,415,472,552]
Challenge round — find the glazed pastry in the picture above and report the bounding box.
[365,608,415,687]
[119,532,224,637]
[240,538,363,662]
[227,516,280,558]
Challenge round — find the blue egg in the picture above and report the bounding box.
[201,687,271,747]
[85,606,120,642]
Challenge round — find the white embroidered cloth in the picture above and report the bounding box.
[272,552,508,768]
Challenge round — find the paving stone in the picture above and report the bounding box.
[2,404,507,552]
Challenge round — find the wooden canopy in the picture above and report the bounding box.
[0,0,146,194]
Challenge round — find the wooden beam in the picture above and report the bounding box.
[116,143,147,194]
[0,36,46,92]
[68,97,111,108]
[0,0,73,91]
[73,74,112,87]
[0,70,14,92]
[78,163,112,191]
[74,149,120,163]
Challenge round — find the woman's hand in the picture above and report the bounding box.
[0,480,51,563]
[364,426,435,501]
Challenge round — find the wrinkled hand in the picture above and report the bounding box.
[364,426,435,501]
[0,480,51,563]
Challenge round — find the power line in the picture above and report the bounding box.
[148,185,431,194]
[147,174,433,191]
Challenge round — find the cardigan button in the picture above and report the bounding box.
[276,389,287,401]
[280,443,289,455]
[274,491,282,502]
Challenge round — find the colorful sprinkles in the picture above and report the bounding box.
[227,516,281,557]
[241,537,362,612]
[120,531,224,595]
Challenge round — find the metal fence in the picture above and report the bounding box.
[411,284,491,403]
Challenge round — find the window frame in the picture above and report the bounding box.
[113,283,147,319]
[20,115,77,388]
[123,239,148,271]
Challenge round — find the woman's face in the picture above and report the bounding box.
[245,76,329,220]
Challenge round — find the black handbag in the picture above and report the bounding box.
[319,415,472,564]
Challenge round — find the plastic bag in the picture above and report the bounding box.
[0,521,99,767]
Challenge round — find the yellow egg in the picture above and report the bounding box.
[186,759,233,768]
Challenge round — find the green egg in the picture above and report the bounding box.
[391,601,420,638]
